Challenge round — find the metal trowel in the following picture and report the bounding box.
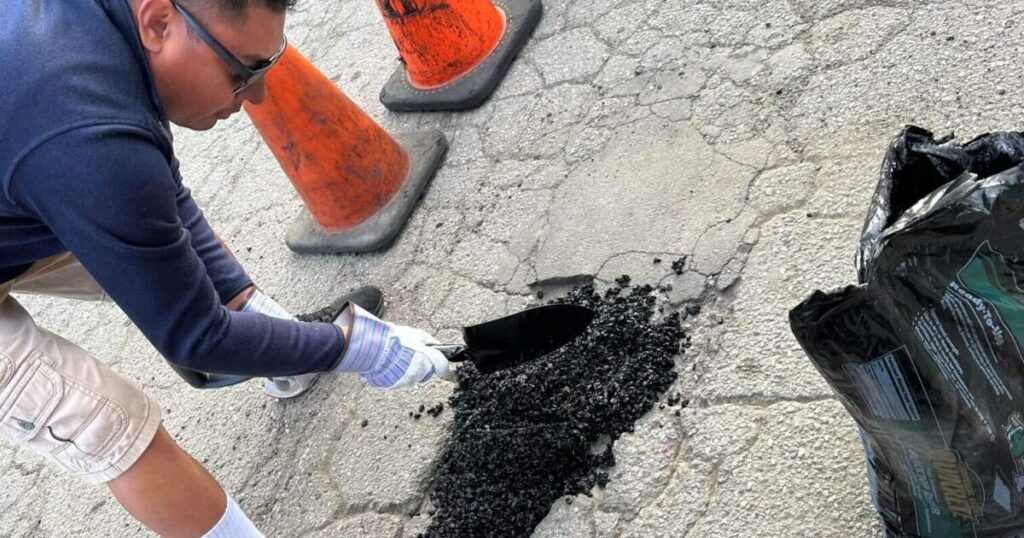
[432,304,596,374]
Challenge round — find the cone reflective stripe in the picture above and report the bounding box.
[376,0,543,112]
[244,46,447,253]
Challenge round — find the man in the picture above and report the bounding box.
[0,0,450,536]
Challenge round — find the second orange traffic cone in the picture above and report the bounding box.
[375,0,543,111]
[244,46,447,254]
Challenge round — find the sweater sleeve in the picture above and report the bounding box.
[9,126,345,376]
[169,157,252,305]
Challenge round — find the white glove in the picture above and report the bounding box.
[335,304,450,389]
[240,290,319,399]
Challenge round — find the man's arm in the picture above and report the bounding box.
[10,126,344,376]
[169,158,256,309]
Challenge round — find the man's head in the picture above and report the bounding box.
[131,0,293,130]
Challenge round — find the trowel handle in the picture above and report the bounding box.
[431,344,467,361]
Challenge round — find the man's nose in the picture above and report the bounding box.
[241,79,267,106]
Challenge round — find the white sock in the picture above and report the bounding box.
[202,494,264,538]
[240,289,293,320]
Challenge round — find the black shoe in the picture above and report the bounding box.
[296,285,384,322]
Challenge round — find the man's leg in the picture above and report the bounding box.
[109,426,232,537]
[2,255,261,536]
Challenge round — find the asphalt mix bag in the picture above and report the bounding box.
[790,126,1024,537]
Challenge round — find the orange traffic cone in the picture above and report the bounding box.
[244,46,447,254]
[375,0,543,111]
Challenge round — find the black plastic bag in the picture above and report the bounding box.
[791,126,1024,537]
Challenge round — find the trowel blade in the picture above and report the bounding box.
[452,304,596,373]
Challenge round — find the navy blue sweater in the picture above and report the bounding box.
[0,0,345,376]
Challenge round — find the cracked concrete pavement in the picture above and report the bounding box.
[4,0,1024,536]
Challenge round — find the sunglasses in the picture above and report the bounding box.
[171,1,287,94]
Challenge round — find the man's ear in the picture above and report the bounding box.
[135,0,176,53]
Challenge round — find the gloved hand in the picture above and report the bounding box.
[335,304,450,389]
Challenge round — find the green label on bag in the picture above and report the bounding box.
[957,241,1024,356]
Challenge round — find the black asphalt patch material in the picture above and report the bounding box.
[422,281,688,537]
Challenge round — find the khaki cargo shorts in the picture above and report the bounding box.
[0,253,161,483]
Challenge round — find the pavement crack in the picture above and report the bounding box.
[592,249,689,280]
[634,423,687,517]
[680,417,765,538]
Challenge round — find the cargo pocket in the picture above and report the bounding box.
[43,378,129,476]
[0,349,130,478]
[0,351,63,445]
